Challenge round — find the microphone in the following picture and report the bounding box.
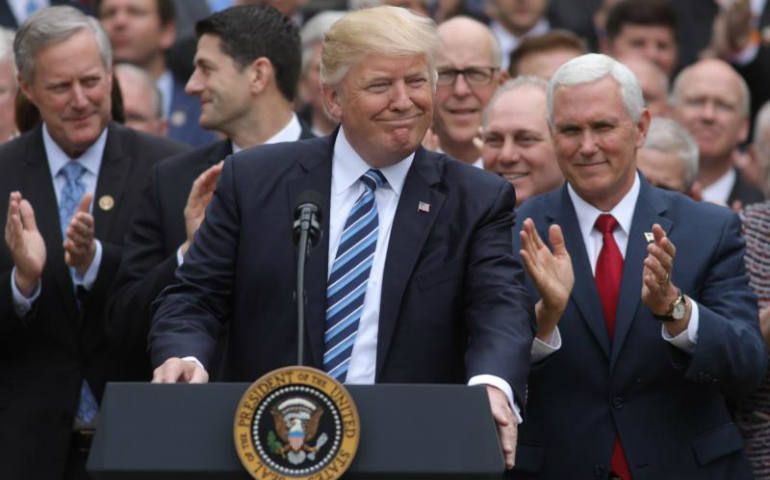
[292,190,324,366]
[293,190,324,250]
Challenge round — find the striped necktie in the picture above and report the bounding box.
[323,169,386,382]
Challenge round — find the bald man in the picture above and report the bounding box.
[671,59,764,209]
[620,56,669,118]
[115,63,168,137]
[431,16,508,168]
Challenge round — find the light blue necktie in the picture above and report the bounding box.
[58,161,86,239]
[323,169,386,382]
[58,161,99,423]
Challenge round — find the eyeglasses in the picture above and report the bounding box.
[436,67,499,87]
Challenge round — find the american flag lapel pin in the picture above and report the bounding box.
[644,232,655,243]
[418,201,430,213]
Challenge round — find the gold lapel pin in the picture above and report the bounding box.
[644,232,655,243]
[99,195,115,211]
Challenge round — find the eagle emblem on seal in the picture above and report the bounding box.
[269,397,328,465]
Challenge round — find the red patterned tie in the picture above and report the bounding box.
[594,214,632,480]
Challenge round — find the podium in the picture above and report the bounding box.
[87,383,505,479]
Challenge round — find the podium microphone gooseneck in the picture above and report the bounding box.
[292,191,324,366]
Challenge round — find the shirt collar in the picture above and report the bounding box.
[332,126,413,197]
[568,171,641,238]
[43,123,108,179]
[232,114,302,153]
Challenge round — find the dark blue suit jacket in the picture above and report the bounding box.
[149,132,535,407]
[510,177,766,479]
[166,77,218,148]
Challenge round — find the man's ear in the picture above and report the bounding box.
[249,57,273,96]
[635,108,651,148]
[321,83,343,122]
[158,21,176,52]
[17,73,35,106]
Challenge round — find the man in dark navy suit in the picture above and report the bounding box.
[149,5,535,470]
[0,7,187,479]
[107,4,313,378]
[511,53,766,480]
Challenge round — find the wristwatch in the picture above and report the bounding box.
[654,289,687,322]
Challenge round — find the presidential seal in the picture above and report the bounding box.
[234,366,360,480]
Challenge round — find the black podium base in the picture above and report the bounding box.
[87,383,505,479]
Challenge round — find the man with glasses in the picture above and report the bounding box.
[431,16,507,168]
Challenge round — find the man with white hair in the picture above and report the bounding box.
[511,53,764,479]
[0,27,16,144]
[671,58,764,209]
[637,117,699,195]
[114,62,168,136]
[149,6,534,471]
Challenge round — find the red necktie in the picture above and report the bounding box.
[594,214,633,480]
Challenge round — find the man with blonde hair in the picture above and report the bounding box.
[150,5,534,471]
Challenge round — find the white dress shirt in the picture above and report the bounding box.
[156,70,174,120]
[12,124,108,316]
[566,173,699,353]
[701,168,736,206]
[330,127,521,420]
[491,18,550,71]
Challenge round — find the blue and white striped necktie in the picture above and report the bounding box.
[323,169,386,382]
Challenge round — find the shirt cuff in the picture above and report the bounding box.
[181,356,206,371]
[661,298,699,354]
[468,374,523,424]
[176,245,185,266]
[730,41,759,66]
[72,240,103,290]
[530,327,562,363]
[11,267,41,317]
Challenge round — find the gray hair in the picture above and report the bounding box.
[483,75,548,129]
[642,117,699,189]
[300,11,346,74]
[547,53,644,124]
[670,61,751,118]
[0,27,14,65]
[114,63,163,119]
[14,6,112,83]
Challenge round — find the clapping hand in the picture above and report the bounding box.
[519,218,574,340]
[63,193,96,274]
[5,192,46,296]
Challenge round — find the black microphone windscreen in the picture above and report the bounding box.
[294,190,325,223]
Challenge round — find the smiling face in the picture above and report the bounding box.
[433,18,501,152]
[20,29,112,158]
[185,34,254,135]
[482,85,562,205]
[551,75,649,211]
[323,53,433,168]
[672,60,748,168]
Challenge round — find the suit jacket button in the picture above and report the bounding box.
[595,464,606,477]
[613,396,623,409]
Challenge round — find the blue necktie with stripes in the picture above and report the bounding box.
[58,161,99,423]
[324,169,386,382]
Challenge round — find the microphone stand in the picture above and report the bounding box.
[294,208,314,366]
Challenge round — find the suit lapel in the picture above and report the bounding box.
[375,148,445,380]
[611,178,672,365]
[93,123,130,240]
[286,137,334,369]
[551,187,611,359]
[20,126,79,319]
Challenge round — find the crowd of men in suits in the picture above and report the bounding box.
[1,1,770,480]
